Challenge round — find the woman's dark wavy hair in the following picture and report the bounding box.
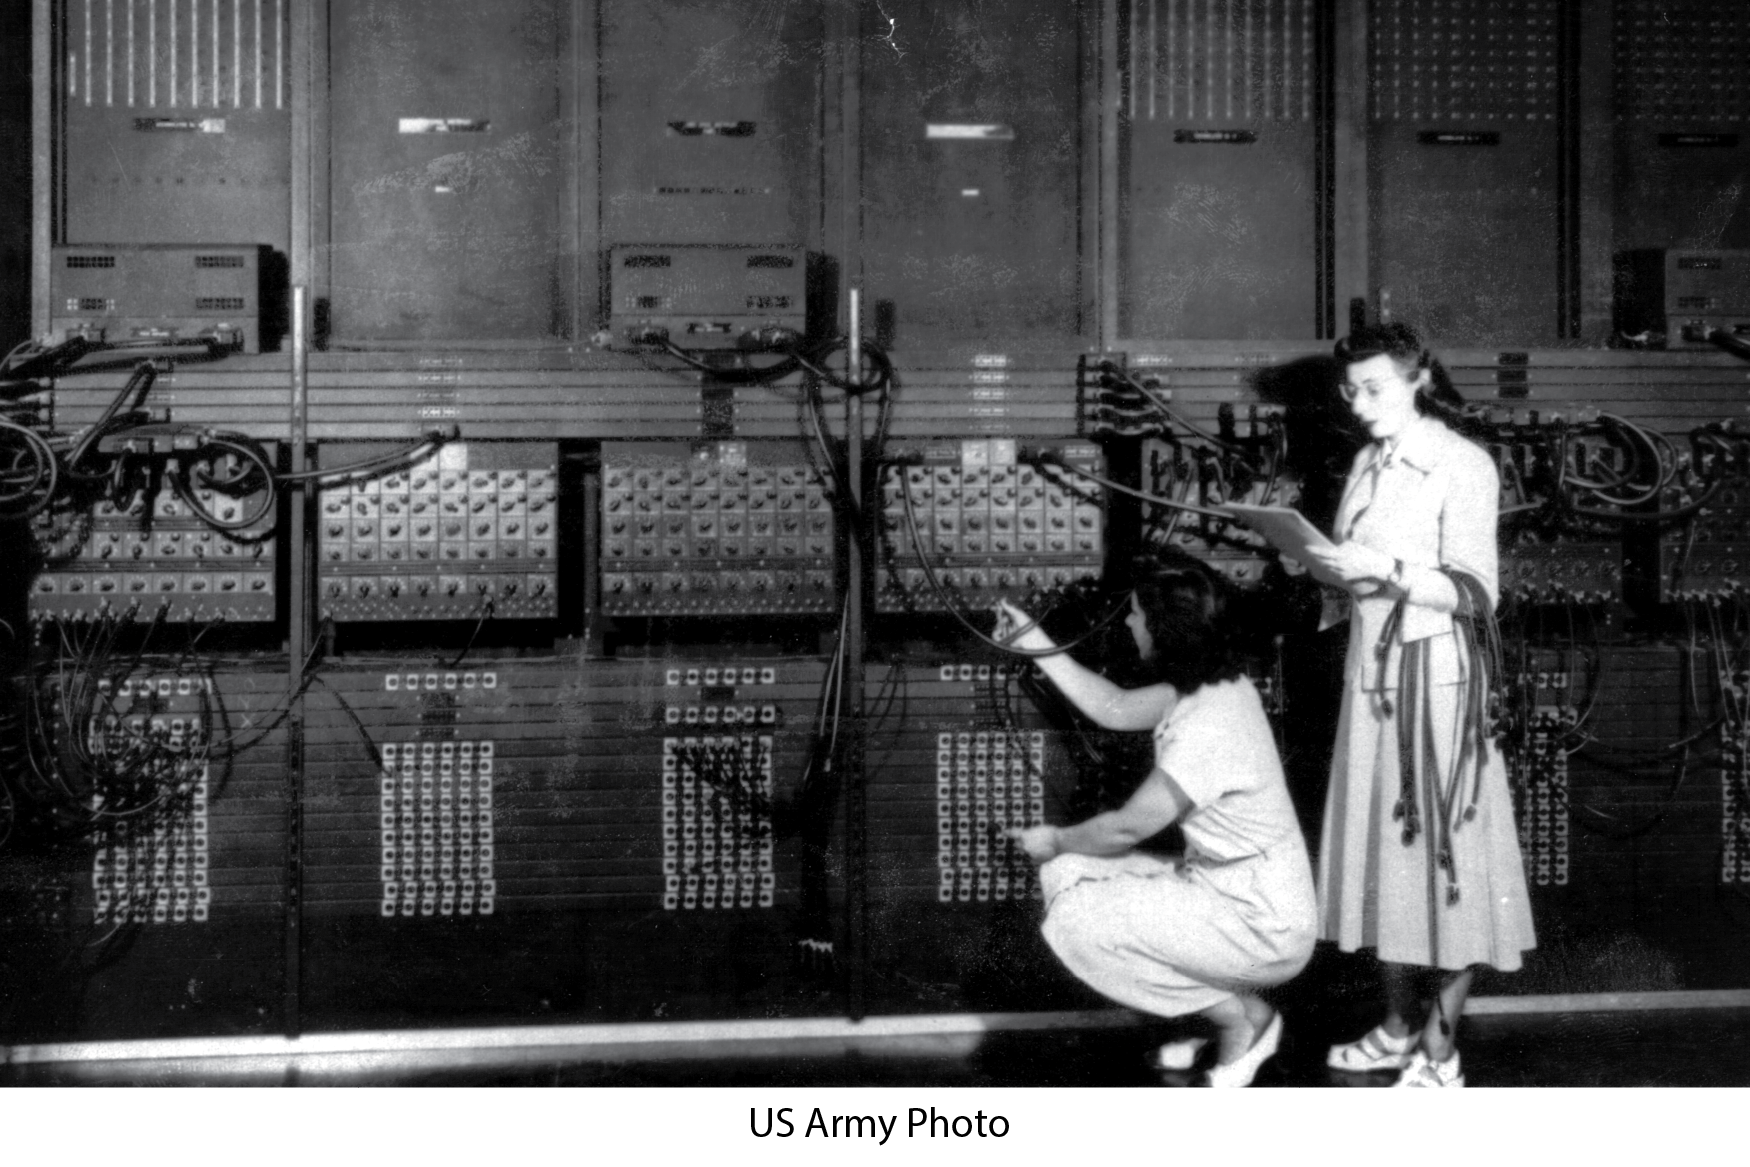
[1130,549,1246,694]
[1334,320,1470,432]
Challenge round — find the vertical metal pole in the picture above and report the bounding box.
[1099,0,1122,351]
[843,287,868,1019]
[31,0,53,338]
[1332,0,1371,330]
[284,285,309,1037]
[289,286,309,664]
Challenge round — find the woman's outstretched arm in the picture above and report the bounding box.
[995,599,1175,731]
[1008,767,1190,860]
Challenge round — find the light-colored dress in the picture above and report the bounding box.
[1038,676,1317,1017]
[1318,413,1536,971]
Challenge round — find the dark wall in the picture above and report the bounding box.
[0,3,29,352]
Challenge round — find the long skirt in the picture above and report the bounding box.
[1318,679,1537,971]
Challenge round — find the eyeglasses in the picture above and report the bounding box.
[1339,378,1396,404]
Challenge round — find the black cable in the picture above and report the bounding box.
[274,427,457,483]
[167,433,277,532]
[309,675,384,771]
[1097,361,1259,463]
[1028,455,1232,520]
[653,337,801,385]
[438,600,494,670]
[60,361,159,484]
[0,419,60,520]
[1706,327,1750,362]
[205,634,327,758]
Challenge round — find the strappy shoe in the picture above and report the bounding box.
[1326,1024,1416,1072]
[1392,1048,1464,1087]
[1152,1036,1209,1072]
[1204,1011,1283,1088]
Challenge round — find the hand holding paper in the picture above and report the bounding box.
[1304,543,1397,596]
[1219,504,1341,585]
[1219,503,1375,591]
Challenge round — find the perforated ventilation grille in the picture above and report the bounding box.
[1126,0,1319,123]
[62,0,289,112]
[1615,1,1750,123]
[194,255,246,268]
[1369,0,1560,123]
[65,255,116,268]
[195,297,246,311]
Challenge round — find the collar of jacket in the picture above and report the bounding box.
[1369,413,1447,475]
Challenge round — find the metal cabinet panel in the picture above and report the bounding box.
[859,0,1085,349]
[1612,2,1750,258]
[1367,0,1566,346]
[597,0,822,249]
[1119,0,1325,340]
[327,0,570,342]
[59,0,291,249]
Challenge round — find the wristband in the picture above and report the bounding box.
[1388,558,1408,591]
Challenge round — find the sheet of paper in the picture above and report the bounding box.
[1219,503,1334,562]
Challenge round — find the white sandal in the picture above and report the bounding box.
[1392,1048,1464,1087]
[1326,1024,1417,1072]
[1205,1011,1283,1088]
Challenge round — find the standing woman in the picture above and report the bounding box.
[1302,322,1535,1087]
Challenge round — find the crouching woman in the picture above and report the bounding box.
[999,552,1316,1087]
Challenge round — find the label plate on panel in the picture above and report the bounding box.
[399,118,491,134]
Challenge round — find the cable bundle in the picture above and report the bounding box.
[2,617,219,848]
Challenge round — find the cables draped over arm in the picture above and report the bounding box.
[1377,567,1505,909]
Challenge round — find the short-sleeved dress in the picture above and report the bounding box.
[1318,414,1536,971]
[1038,676,1317,1017]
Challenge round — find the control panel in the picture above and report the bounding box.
[1724,719,1750,886]
[30,453,277,624]
[877,439,1104,613]
[1510,672,1575,890]
[1488,425,1624,605]
[1499,530,1625,605]
[85,673,215,925]
[317,442,558,622]
[1141,432,1292,590]
[1647,477,1750,602]
[600,441,836,617]
[1620,248,1750,347]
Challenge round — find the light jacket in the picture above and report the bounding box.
[1324,414,1500,692]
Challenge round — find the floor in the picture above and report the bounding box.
[8,1004,1749,1086]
